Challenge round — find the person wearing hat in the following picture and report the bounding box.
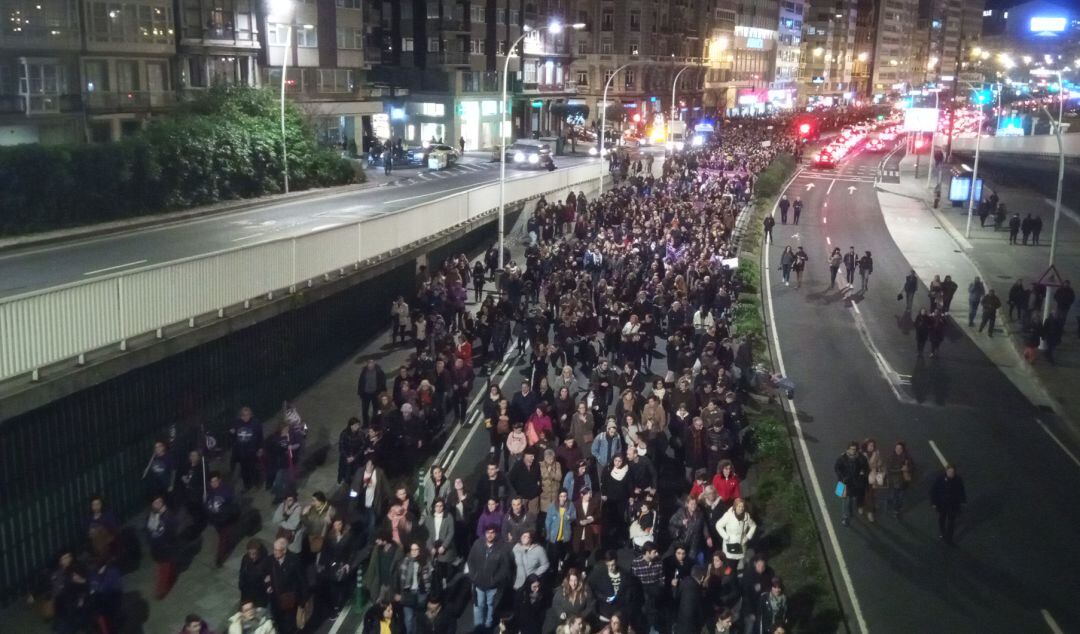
[591,419,624,470]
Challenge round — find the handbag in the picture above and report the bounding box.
[496,416,510,435]
[296,597,314,629]
[308,534,325,554]
[724,542,744,557]
[835,481,847,498]
[896,292,904,301]
[869,471,885,488]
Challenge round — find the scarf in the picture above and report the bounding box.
[609,464,628,481]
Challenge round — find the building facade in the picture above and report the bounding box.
[798,0,857,105]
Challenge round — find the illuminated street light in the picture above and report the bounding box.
[857,52,868,62]
[813,47,824,57]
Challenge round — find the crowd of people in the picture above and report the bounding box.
[36,116,820,634]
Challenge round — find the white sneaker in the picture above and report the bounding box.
[785,281,790,286]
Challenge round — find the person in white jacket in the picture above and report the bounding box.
[512,530,550,589]
[714,498,756,568]
[227,601,277,634]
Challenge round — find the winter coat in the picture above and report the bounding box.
[539,460,563,509]
[512,544,551,589]
[714,508,756,560]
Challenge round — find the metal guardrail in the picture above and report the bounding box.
[950,133,1080,158]
[0,163,601,382]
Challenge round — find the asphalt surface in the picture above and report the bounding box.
[766,147,1080,633]
[0,155,599,299]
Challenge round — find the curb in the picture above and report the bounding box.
[0,180,378,254]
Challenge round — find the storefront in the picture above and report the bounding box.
[458,98,502,150]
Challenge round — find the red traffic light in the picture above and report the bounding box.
[632,113,641,123]
[799,123,811,135]
[914,139,925,149]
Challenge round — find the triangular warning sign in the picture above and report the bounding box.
[1036,264,1064,288]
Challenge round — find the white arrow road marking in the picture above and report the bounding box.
[806,182,815,190]
[848,186,858,194]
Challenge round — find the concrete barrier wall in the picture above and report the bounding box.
[0,162,603,382]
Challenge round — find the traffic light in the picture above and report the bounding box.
[799,123,812,136]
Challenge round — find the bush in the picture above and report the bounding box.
[0,85,358,235]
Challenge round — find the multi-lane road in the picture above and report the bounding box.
[765,145,1080,632]
[0,155,600,299]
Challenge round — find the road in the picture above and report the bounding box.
[0,155,600,299]
[765,146,1080,632]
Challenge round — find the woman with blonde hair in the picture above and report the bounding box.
[546,567,594,633]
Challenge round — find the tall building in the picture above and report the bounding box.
[866,0,919,98]
[703,0,736,111]
[799,0,858,105]
[775,0,806,93]
[176,0,262,94]
[912,0,984,88]
[567,0,711,133]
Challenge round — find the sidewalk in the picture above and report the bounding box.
[875,164,1080,442]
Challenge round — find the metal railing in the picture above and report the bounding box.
[0,163,601,382]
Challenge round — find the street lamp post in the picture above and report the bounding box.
[963,81,997,239]
[669,64,695,146]
[1031,68,1069,332]
[599,62,635,195]
[496,21,584,270]
[272,0,297,194]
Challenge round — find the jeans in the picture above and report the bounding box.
[845,267,856,285]
[969,300,980,326]
[887,487,906,514]
[781,265,792,283]
[979,312,997,336]
[938,508,959,543]
[860,270,871,291]
[905,291,915,311]
[473,587,498,630]
[840,493,856,523]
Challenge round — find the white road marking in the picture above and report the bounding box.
[83,259,148,276]
[928,440,948,467]
[849,289,913,402]
[826,179,836,195]
[231,232,265,242]
[764,168,869,634]
[823,216,827,224]
[827,236,832,245]
[328,605,351,634]
[848,186,857,195]
[1035,418,1080,469]
[806,182,815,191]
[1042,609,1065,634]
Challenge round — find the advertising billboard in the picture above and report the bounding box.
[1030,16,1067,33]
[903,107,939,132]
[949,176,984,204]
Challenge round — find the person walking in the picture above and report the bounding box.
[979,289,1002,337]
[467,526,512,633]
[763,215,775,244]
[778,195,790,224]
[1042,312,1064,365]
[930,465,966,545]
[843,247,857,287]
[834,442,869,527]
[1054,280,1075,321]
[928,311,946,358]
[858,251,874,292]
[792,196,803,224]
[383,140,394,176]
[1007,213,1021,245]
[914,309,931,356]
[1032,215,1043,245]
[967,277,986,327]
[459,136,466,155]
[884,442,914,517]
[792,247,809,289]
[778,246,795,287]
[940,275,958,314]
[902,270,918,312]
[357,360,386,426]
[1020,214,1033,245]
[828,248,842,289]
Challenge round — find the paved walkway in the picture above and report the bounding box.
[876,157,1080,449]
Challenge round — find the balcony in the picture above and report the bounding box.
[83,91,176,112]
[434,51,471,66]
[438,18,470,32]
[459,71,500,93]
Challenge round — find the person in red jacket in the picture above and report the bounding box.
[711,460,742,506]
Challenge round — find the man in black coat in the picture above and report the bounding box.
[269,537,308,634]
[357,360,387,426]
[467,526,513,632]
[587,550,642,625]
[239,539,273,607]
[930,465,967,545]
[834,442,869,527]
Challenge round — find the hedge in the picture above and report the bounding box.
[0,85,359,235]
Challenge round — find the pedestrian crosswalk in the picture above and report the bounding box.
[377,161,496,188]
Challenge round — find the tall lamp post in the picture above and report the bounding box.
[1031,67,1070,334]
[963,82,998,239]
[496,21,584,270]
[271,0,309,194]
[598,61,636,195]
[668,64,696,146]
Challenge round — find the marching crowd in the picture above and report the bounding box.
[39,117,813,634]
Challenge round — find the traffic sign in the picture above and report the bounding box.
[1036,264,1065,288]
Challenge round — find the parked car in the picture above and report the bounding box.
[499,140,554,169]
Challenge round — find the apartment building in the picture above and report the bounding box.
[568,0,710,132]
[775,0,806,92]
[867,0,917,96]
[176,0,262,92]
[798,0,858,105]
[912,0,983,87]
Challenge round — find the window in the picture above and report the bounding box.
[471,6,483,21]
[336,0,360,7]
[19,62,65,112]
[5,0,79,38]
[428,37,439,52]
[628,42,638,55]
[601,8,613,31]
[402,37,414,51]
[576,70,588,85]
[510,9,518,24]
[523,60,537,83]
[207,56,235,83]
[624,69,634,88]
[469,38,477,53]
[84,60,109,92]
[577,39,588,55]
[496,8,504,24]
[427,2,438,18]
[600,39,612,54]
[337,26,362,48]
[116,60,139,91]
[318,68,353,92]
[577,10,587,25]
[419,102,444,116]
[86,1,173,44]
[478,39,485,54]
[603,68,614,85]
[629,10,640,31]
[296,24,316,46]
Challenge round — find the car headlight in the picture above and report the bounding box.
[589,147,598,156]
[514,151,525,163]
[528,153,540,164]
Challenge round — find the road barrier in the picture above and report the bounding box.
[0,162,602,383]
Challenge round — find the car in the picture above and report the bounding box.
[813,151,837,168]
[405,144,460,168]
[865,139,886,152]
[504,140,554,169]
